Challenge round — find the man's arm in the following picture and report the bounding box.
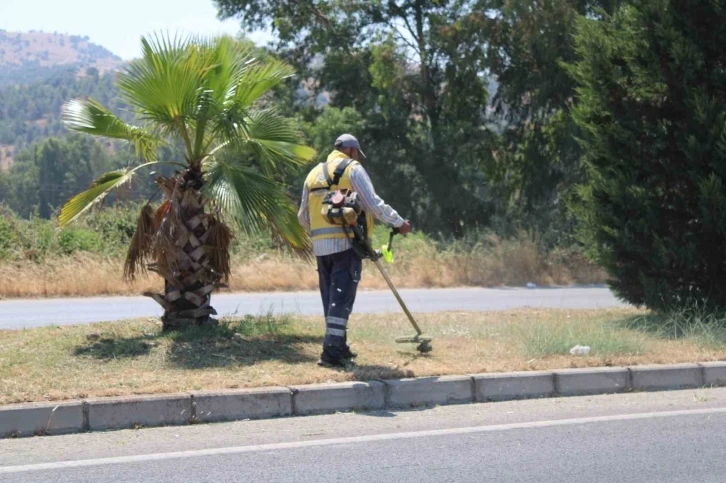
[297,183,311,231]
[349,164,405,228]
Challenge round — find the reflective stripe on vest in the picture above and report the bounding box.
[310,226,348,238]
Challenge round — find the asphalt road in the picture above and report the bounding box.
[0,287,626,329]
[2,388,725,482]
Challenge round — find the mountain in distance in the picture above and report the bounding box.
[0,31,126,169]
[0,30,124,85]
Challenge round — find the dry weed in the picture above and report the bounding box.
[3,308,725,405]
[0,235,607,298]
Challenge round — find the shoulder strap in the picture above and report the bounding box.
[321,161,334,187]
[331,159,354,187]
[312,159,354,192]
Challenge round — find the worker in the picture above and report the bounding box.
[298,134,411,368]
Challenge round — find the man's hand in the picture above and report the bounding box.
[399,220,412,235]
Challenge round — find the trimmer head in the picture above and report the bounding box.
[395,334,433,353]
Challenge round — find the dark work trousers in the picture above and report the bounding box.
[317,249,362,358]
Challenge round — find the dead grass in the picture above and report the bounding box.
[3,307,726,405]
[0,236,607,298]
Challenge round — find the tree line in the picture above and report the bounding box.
[216,0,726,311]
[1,0,725,311]
[215,0,622,244]
[0,67,120,150]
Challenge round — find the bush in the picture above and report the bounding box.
[85,205,140,253]
[570,0,726,311]
[0,205,138,261]
[57,228,102,255]
[0,214,13,258]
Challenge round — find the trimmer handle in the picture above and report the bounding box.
[388,227,399,251]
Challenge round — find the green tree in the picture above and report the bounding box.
[0,149,40,218]
[569,0,726,311]
[37,135,113,218]
[303,106,364,164]
[217,0,495,234]
[479,0,620,243]
[0,68,121,154]
[60,34,315,330]
[0,135,114,218]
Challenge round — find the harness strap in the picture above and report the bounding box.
[331,158,353,187]
[311,159,354,192]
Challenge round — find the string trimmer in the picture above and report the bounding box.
[352,226,433,354]
[321,189,432,353]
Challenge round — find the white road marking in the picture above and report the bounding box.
[2,406,726,474]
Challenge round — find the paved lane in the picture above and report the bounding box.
[0,287,626,329]
[2,388,723,483]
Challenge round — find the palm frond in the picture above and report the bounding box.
[203,160,310,253]
[152,198,182,275]
[232,58,296,109]
[246,109,317,169]
[62,98,162,161]
[211,109,316,175]
[58,162,162,227]
[205,36,255,107]
[124,204,156,281]
[191,87,215,160]
[190,37,256,159]
[205,216,233,281]
[117,33,212,144]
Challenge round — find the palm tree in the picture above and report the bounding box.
[59,34,315,331]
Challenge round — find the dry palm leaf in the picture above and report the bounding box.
[205,216,233,282]
[124,204,156,281]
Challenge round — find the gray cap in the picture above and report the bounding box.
[334,133,366,158]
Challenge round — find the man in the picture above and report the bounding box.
[298,134,411,368]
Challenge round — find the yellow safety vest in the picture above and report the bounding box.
[305,150,375,242]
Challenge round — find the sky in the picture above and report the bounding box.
[0,0,273,59]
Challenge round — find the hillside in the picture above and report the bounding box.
[0,69,122,169]
[0,31,126,169]
[0,31,124,85]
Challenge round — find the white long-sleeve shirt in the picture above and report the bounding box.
[298,163,405,257]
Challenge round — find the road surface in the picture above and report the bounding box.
[0,287,627,329]
[1,387,725,482]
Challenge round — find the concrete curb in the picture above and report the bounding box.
[554,367,630,396]
[291,381,385,415]
[86,393,193,431]
[385,376,473,408]
[630,363,704,391]
[2,362,722,438]
[192,387,292,423]
[0,401,84,438]
[473,371,554,401]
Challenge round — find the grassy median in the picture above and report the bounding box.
[3,308,726,405]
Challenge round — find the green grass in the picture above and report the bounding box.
[5,307,726,405]
[513,318,647,358]
[620,308,726,350]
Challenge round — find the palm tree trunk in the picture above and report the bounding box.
[144,169,223,331]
